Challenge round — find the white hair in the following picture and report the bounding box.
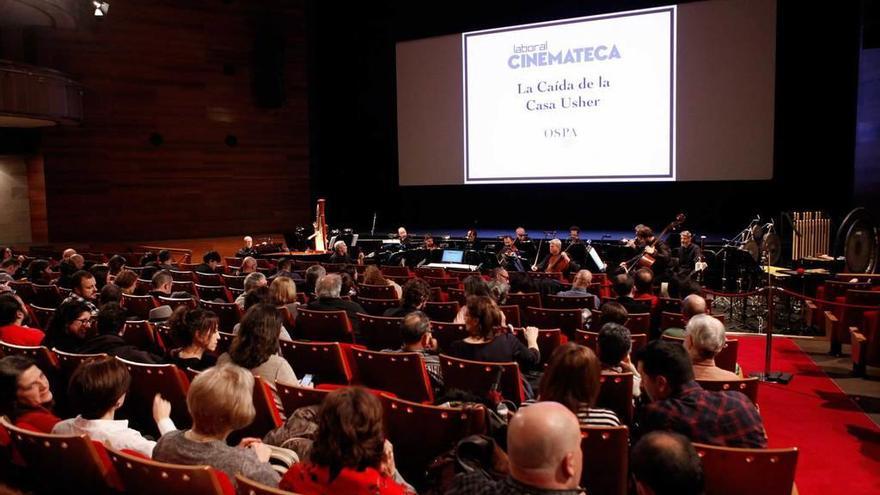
[334,240,346,250]
[550,239,562,248]
[243,272,266,291]
[685,314,726,360]
[316,273,342,298]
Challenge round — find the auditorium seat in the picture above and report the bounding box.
[356,313,403,350]
[230,375,283,443]
[235,474,293,495]
[122,294,160,320]
[357,283,400,300]
[512,327,562,365]
[108,447,234,495]
[216,331,234,355]
[31,284,63,308]
[134,279,153,296]
[194,284,233,303]
[525,307,584,339]
[221,274,245,290]
[380,265,410,278]
[115,357,191,436]
[694,443,798,495]
[507,292,542,311]
[353,349,434,403]
[27,304,55,331]
[440,354,526,405]
[543,294,596,310]
[157,296,197,311]
[597,372,634,425]
[1,419,120,493]
[120,320,164,352]
[697,377,759,404]
[623,312,652,334]
[198,300,242,333]
[384,396,487,487]
[498,304,522,327]
[423,276,460,291]
[415,266,445,278]
[661,334,739,373]
[53,349,106,403]
[580,426,629,495]
[423,301,460,322]
[447,287,466,304]
[9,281,35,304]
[169,270,194,282]
[194,272,224,286]
[0,341,59,375]
[851,309,880,376]
[279,340,353,385]
[575,329,597,348]
[429,321,468,352]
[171,280,197,296]
[295,308,354,342]
[528,271,564,281]
[357,296,400,316]
[276,381,332,414]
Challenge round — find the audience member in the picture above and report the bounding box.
[0,355,60,432]
[61,270,99,315]
[633,268,659,311]
[272,258,302,282]
[597,322,641,397]
[1,259,21,279]
[113,269,138,295]
[612,274,651,314]
[150,270,174,298]
[634,340,766,448]
[167,306,220,371]
[156,250,175,270]
[107,254,127,276]
[363,265,402,300]
[26,259,52,285]
[631,431,705,495]
[153,364,280,486]
[454,276,506,325]
[384,311,442,391]
[235,272,268,308]
[684,315,740,381]
[383,278,430,317]
[306,274,366,332]
[303,265,326,297]
[525,343,619,426]
[279,387,414,495]
[42,300,94,352]
[556,270,600,309]
[99,283,123,305]
[448,401,584,495]
[0,293,44,346]
[53,356,176,458]
[89,264,111,291]
[238,256,258,276]
[270,276,299,322]
[194,251,223,274]
[218,303,298,409]
[663,294,708,338]
[596,301,628,327]
[61,302,165,363]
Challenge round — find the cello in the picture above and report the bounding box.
[624,213,686,273]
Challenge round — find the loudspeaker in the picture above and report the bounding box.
[252,30,285,108]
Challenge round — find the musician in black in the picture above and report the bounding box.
[464,228,480,252]
[675,230,702,279]
[328,240,364,265]
[236,236,258,258]
[565,225,588,268]
[397,226,411,248]
[497,235,526,272]
[632,224,672,281]
[514,226,536,261]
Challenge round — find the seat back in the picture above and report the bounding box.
[380,265,410,278]
[2,418,116,493]
[197,300,243,332]
[279,340,352,385]
[697,377,759,404]
[31,284,62,308]
[357,283,399,300]
[296,308,353,342]
[498,304,521,327]
[170,280,196,296]
[221,274,246,290]
[447,287,466,304]
[121,320,163,352]
[440,354,526,405]
[544,294,596,310]
[658,297,682,313]
[661,311,685,330]
[624,313,651,334]
[423,301,461,322]
[356,313,403,350]
[714,338,739,373]
[9,281,35,304]
[169,270,194,282]
[276,381,332,414]
[121,294,159,320]
[580,426,629,495]
[423,276,460,291]
[0,341,59,373]
[235,474,294,495]
[107,447,232,495]
[384,396,487,487]
[506,292,542,311]
[429,321,468,353]
[157,296,197,311]
[28,304,55,331]
[353,349,434,403]
[525,307,583,339]
[134,279,153,296]
[194,272,224,286]
[216,331,235,356]
[575,329,597,349]
[357,296,400,316]
[415,266,445,278]
[194,284,232,303]
[231,375,283,443]
[513,328,562,365]
[597,372,634,425]
[694,443,798,495]
[824,280,871,300]
[116,357,191,435]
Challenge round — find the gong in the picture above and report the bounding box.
[845,219,878,273]
[762,233,782,266]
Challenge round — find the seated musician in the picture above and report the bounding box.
[397,226,411,248]
[532,239,571,274]
[676,230,704,279]
[633,268,660,312]
[236,235,258,258]
[423,234,438,250]
[566,225,588,268]
[513,226,536,261]
[328,240,364,265]
[498,235,525,272]
[464,228,480,252]
[633,224,671,281]
[556,269,600,309]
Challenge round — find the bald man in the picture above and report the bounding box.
[448,401,585,494]
[662,294,708,338]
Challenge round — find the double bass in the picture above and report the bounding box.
[624,213,685,273]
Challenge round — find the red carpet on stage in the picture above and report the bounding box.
[736,336,880,494]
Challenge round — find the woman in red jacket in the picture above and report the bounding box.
[279,387,414,495]
[0,355,60,432]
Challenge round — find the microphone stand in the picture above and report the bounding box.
[748,244,793,384]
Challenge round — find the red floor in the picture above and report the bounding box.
[737,336,880,494]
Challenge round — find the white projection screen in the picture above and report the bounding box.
[396,0,777,185]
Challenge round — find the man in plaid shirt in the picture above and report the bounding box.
[634,340,767,448]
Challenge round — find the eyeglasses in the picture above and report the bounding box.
[74,318,93,325]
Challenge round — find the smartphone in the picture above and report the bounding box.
[301,374,314,388]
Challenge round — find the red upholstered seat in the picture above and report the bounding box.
[295,308,354,342]
[423,276,460,291]
[216,331,234,355]
[235,474,294,495]
[447,287,466,304]
[2,418,120,493]
[697,377,759,404]
[357,297,400,316]
[221,274,245,290]
[694,443,798,495]
[169,270,194,282]
[230,375,283,443]
[107,447,234,495]
[27,304,55,331]
[384,396,487,487]
[352,349,434,403]
[170,280,196,295]
[198,300,242,332]
[122,294,160,320]
[380,265,410,278]
[662,334,739,373]
[157,296,197,311]
[194,272,224,286]
[597,372,634,425]
[511,327,562,366]
[580,426,629,495]
[440,354,526,405]
[543,294,596,310]
[115,357,191,436]
[0,341,59,374]
[276,381,332,414]
[194,284,232,303]
[506,292,542,312]
[9,281,35,304]
[121,320,164,352]
[356,313,403,350]
[134,279,153,296]
[279,340,353,385]
[429,321,468,353]
[498,304,521,327]
[525,307,583,339]
[423,301,460,322]
[31,284,62,308]
[357,283,399,300]
[415,266,445,278]
[623,312,652,334]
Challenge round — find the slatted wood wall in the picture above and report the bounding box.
[29,0,309,242]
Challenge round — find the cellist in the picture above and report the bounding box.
[532,239,571,274]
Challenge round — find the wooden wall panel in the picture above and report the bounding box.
[29,0,309,242]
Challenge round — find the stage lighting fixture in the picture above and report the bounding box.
[93,1,109,16]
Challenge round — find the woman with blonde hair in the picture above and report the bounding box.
[270,276,298,324]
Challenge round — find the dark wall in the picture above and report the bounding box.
[308,0,861,237]
[1,0,310,243]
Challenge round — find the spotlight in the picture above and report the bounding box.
[93,1,109,16]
